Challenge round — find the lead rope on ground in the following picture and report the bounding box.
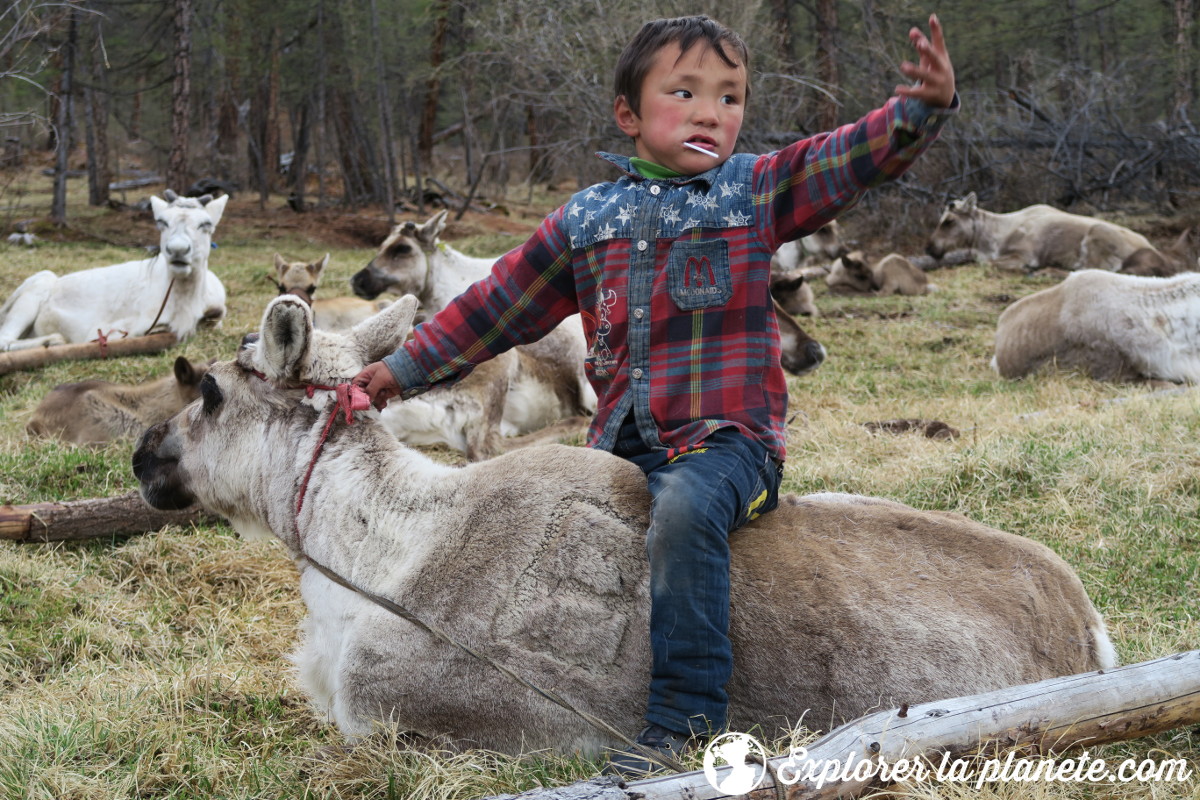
[292,383,690,776]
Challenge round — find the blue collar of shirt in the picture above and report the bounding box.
[595,151,723,188]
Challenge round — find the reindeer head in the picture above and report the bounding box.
[926,192,979,260]
[271,253,331,306]
[149,191,229,279]
[350,210,449,302]
[133,294,420,520]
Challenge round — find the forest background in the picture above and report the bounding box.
[3,0,1200,234]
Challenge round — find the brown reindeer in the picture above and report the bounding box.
[272,253,391,330]
[826,251,935,296]
[28,356,211,445]
[1119,227,1200,277]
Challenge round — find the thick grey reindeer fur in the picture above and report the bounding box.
[134,294,1116,756]
[993,269,1200,383]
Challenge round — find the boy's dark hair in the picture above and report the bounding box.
[614,15,751,118]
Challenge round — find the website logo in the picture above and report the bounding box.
[702,732,767,793]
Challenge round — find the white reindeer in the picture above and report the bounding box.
[0,191,228,351]
[133,294,1116,755]
[992,269,1200,383]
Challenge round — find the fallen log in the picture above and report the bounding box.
[0,490,220,543]
[0,332,177,376]
[484,650,1200,800]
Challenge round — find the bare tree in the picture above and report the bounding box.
[83,12,111,207]
[50,7,78,225]
[814,0,840,129]
[418,0,450,165]
[1173,0,1195,122]
[167,0,192,192]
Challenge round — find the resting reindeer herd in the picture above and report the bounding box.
[8,186,1199,762]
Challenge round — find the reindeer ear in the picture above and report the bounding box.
[259,296,312,382]
[962,192,977,211]
[350,294,420,363]
[273,253,288,276]
[174,355,199,385]
[418,210,449,246]
[203,194,229,227]
[310,253,330,280]
[150,195,169,222]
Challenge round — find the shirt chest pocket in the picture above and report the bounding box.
[666,239,732,311]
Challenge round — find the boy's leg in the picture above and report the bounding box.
[638,428,781,737]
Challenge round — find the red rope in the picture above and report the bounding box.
[90,328,130,357]
[294,382,372,524]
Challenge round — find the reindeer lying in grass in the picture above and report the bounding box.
[0,191,227,351]
[134,294,1116,755]
[926,192,1154,273]
[271,253,391,330]
[992,269,1200,383]
[29,355,211,445]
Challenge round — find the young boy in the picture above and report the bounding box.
[354,13,956,776]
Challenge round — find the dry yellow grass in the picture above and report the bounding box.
[0,176,1195,798]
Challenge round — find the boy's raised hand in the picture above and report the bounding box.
[896,14,955,109]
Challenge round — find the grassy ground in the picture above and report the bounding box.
[0,172,1196,799]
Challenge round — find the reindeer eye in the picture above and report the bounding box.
[388,242,412,257]
[200,373,223,416]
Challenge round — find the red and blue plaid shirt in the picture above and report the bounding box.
[383,95,956,461]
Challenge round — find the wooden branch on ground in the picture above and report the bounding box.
[483,650,1200,800]
[0,332,177,376]
[0,490,221,543]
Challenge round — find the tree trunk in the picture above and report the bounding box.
[814,0,839,131]
[0,491,220,543]
[769,0,793,64]
[1173,0,1195,121]
[418,0,451,164]
[482,651,1200,800]
[167,0,192,193]
[84,16,111,208]
[289,98,311,211]
[370,0,397,223]
[51,8,77,226]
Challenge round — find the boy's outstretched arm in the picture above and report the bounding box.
[895,14,955,109]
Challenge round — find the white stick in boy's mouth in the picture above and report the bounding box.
[683,141,720,158]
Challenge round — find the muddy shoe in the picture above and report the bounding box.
[602,723,693,779]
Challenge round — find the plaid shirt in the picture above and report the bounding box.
[383,95,956,461]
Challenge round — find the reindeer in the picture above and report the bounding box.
[0,191,228,351]
[992,269,1200,383]
[925,193,1154,273]
[28,355,211,445]
[1119,227,1200,278]
[768,222,848,316]
[826,251,934,296]
[270,253,391,330]
[133,294,1115,755]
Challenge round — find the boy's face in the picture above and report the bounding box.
[614,41,746,175]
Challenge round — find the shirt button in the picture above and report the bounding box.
[649,185,661,196]
[632,367,643,379]
[633,307,644,319]
[637,240,648,251]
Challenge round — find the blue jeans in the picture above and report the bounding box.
[617,425,783,735]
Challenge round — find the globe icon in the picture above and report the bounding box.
[702,732,768,793]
